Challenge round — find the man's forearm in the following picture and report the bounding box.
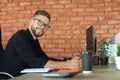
[44,58,82,70]
[44,60,70,69]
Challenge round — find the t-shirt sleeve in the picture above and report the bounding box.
[13,34,49,68]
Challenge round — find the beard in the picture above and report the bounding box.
[31,25,45,37]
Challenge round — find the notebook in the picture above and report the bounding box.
[20,68,54,73]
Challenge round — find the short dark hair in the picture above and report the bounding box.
[32,10,51,21]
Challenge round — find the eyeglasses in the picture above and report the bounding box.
[33,18,50,28]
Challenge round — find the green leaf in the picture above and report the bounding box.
[117,44,120,56]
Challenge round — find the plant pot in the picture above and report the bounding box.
[100,56,108,65]
[115,57,120,70]
[92,56,99,65]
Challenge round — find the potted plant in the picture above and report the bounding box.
[115,44,120,70]
[99,38,111,65]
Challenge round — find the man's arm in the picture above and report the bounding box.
[44,56,82,70]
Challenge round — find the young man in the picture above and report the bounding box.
[0,10,82,77]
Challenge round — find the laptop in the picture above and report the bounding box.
[42,69,81,78]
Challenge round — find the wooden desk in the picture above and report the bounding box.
[9,64,120,80]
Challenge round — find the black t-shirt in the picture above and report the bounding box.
[0,29,49,76]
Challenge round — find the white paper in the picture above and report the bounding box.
[20,68,54,73]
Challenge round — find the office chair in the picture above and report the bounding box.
[0,27,14,79]
[0,72,14,79]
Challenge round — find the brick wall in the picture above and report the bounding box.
[0,0,120,58]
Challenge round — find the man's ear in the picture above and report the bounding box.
[29,19,33,25]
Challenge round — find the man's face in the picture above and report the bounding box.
[30,15,50,37]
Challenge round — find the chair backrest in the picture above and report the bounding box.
[0,27,4,54]
[0,27,14,79]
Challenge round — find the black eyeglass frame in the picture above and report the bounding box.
[33,18,50,28]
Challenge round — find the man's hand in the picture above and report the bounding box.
[67,56,82,70]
